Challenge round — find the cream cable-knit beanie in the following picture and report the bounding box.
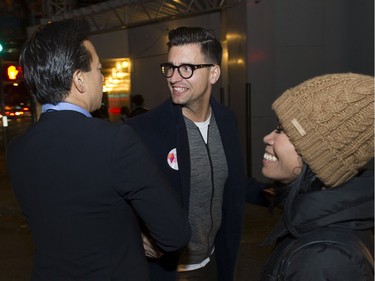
[272,73,374,187]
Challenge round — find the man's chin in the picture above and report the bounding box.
[171,96,186,106]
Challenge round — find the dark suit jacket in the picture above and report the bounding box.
[6,110,190,281]
[127,98,247,281]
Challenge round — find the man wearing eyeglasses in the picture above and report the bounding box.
[128,26,247,281]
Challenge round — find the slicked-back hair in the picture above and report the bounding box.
[167,26,222,65]
[19,19,91,105]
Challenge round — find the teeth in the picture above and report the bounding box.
[264,152,277,161]
[174,87,185,92]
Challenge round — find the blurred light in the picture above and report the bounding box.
[7,65,19,80]
[103,58,131,93]
[109,107,121,114]
[122,61,129,68]
[226,33,243,41]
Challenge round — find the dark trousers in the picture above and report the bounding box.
[177,254,217,281]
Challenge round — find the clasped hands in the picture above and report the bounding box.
[142,232,163,259]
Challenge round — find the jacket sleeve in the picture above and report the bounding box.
[283,243,373,281]
[110,124,191,253]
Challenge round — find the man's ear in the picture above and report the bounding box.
[73,70,85,93]
[209,65,221,85]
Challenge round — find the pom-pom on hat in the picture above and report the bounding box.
[272,73,374,187]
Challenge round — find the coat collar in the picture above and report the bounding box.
[263,169,374,245]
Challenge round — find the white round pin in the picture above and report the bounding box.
[167,148,179,170]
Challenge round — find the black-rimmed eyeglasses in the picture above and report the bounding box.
[160,63,215,79]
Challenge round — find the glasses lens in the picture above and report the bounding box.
[161,64,173,77]
[178,65,193,79]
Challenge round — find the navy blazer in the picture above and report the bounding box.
[6,110,190,281]
[128,98,246,281]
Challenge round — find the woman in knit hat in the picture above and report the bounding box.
[259,73,374,281]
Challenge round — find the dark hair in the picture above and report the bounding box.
[121,106,130,115]
[19,19,92,105]
[167,26,222,65]
[131,94,144,106]
[272,164,318,209]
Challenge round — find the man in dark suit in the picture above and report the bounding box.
[6,19,190,281]
[127,26,248,281]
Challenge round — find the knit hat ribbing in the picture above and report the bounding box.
[272,73,374,187]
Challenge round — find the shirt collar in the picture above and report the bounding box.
[42,102,92,117]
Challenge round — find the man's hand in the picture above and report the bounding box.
[142,233,163,259]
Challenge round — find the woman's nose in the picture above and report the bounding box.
[263,131,274,145]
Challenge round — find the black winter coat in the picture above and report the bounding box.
[128,98,247,281]
[6,111,191,281]
[259,169,374,281]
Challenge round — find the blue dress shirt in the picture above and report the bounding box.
[42,102,92,117]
